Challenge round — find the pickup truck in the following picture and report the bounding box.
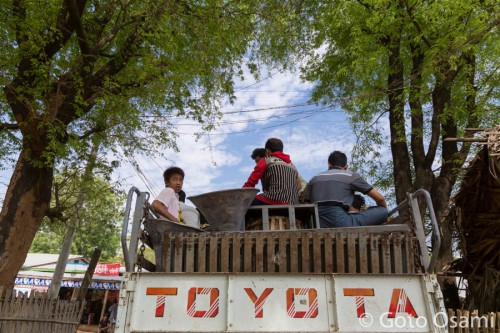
[115,188,447,333]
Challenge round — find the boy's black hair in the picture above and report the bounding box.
[265,138,284,153]
[163,166,185,182]
[251,148,267,159]
[351,194,365,210]
[328,151,347,168]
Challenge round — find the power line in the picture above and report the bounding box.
[138,101,319,120]
[126,155,158,197]
[174,106,333,136]
[141,107,343,127]
[233,69,281,92]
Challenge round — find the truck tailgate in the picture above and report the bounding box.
[115,272,446,333]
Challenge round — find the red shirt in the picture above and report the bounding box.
[243,151,297,205]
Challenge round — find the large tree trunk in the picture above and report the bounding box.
[386,37,412,203]
[408,42,436,194]
[431,175,454,271]
[430,71,457,274]
[0,147,54,290]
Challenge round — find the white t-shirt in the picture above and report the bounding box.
[154,188,200,227]
[154,187,179,220]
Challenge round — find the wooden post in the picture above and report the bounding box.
[100,289,110,322]
[77,248,101,302]
[70,287,79,301]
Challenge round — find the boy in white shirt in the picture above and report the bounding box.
[152,167,200,227]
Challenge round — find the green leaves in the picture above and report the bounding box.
[299,0,499,181]
[31,171,125,262]
[0,0,277,168]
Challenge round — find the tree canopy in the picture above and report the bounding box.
[1,0,498,296]
[295,0,499,277]
[30,170,124,262]
[0,0,300,288]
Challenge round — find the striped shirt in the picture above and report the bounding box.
[259,156,299,204]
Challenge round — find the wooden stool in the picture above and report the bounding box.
[245,215,303,230]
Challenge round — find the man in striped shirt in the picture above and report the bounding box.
[243,138,300,205]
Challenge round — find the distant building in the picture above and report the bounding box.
[15,253,123,325]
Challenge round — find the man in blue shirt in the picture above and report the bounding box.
[307,151,388,228]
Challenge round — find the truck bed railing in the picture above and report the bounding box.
[121,187,149,272]
[159,227,420,274]
[121,188,440,274]
[388,189,441,273]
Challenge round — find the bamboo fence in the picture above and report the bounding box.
[0,289,84,333]
[447,309,500,333]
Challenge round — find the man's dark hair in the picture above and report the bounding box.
[328,151,347,168]
[265,138,284,153]
[351,194,365,210]
[163,166,185,182]
[251,148,267,159]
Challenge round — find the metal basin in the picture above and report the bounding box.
[188,188,259,231]
[144,218,205,271]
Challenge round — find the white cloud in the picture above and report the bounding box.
[0,66,364,214]
[111,66,357,205]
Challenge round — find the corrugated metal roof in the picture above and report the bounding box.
[17,270,122,282]
[22,253,87,268]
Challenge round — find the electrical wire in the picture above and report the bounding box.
[126,155,158,197]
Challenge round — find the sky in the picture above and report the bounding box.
[0,68,363,209]
[114,69,358,204]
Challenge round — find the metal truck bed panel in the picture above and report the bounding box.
[157,227,422,275]
[115,273,446,333]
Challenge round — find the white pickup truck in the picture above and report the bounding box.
[115,188,447,333]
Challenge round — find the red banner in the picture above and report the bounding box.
[95,263,121,276]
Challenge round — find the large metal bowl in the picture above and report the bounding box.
[188,188,259,231]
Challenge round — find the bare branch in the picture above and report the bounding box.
[0,123,19,130]
[444,137,487,142]
[12,0,27,45]
[66,0,91,56]
[75,124,106,140]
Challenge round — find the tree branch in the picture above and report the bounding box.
[425,64,458,169]
[46,206,66,220]
[458,52,479,162]
[409,41,426,167]
[42,2,73,60]
[66,0,91,57]
[0,123,20,130]
[92,15,145,54]
[12,0,27,45]
[7,1,73,124]
[75,124,107,140]
[403,0,432,48]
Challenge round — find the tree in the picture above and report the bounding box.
[30,167,124,262]
[0,0,294,288]
[30,217,121,262]
[47,139,100,298]
[297,0,499,275]
[31,217,121,262]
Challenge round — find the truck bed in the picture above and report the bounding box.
[118,188,445,333]
[154,225,422,275]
